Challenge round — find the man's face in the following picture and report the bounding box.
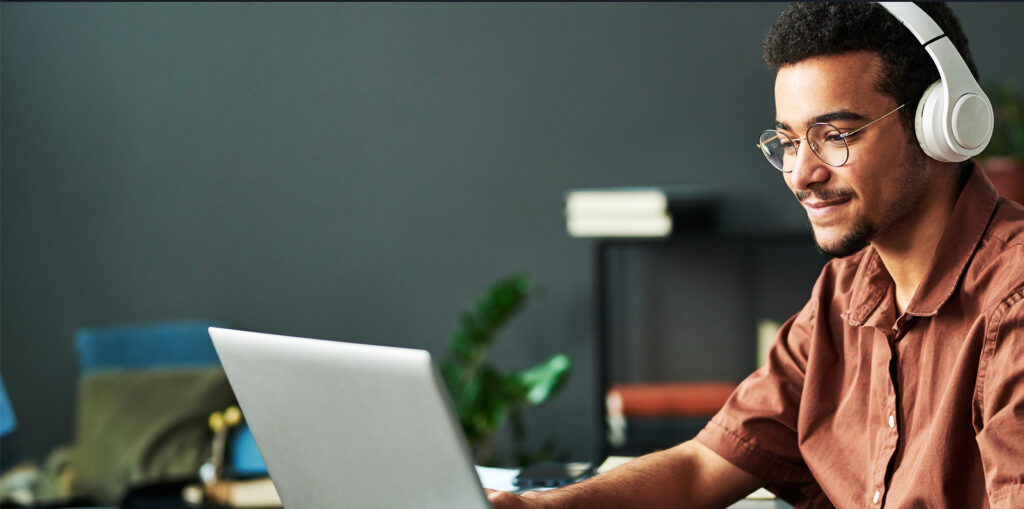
[774,51,929,257]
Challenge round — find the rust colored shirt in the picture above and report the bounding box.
[696,167,1024,508]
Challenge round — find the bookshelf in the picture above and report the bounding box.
[589,231,826,458]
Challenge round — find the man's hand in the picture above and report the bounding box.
[488,487,553,508]
[487,489,540,509]
[486,440,761,509]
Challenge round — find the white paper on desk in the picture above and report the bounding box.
[745,487,777,500]
[597,455,636,473]
[475,465,521,492]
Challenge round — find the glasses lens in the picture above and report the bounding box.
[807,123,848,167]
[758,130,793,171]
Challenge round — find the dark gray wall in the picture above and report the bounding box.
[2,2,1022,468]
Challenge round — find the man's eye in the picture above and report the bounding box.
[825,133,847,145]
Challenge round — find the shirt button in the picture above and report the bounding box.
[888,415,896,428]
[873,490,881,504]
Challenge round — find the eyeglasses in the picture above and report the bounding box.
[756,103,907,172]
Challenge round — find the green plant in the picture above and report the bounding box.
[440,274,571,466]
[981,81,1024,162]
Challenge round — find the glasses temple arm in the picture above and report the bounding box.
[844,102,908,137]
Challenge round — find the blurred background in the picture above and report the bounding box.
[3,1,1023,478]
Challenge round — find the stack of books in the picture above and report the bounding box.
[565,186,719,238]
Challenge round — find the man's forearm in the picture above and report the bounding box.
[489,440,761,509]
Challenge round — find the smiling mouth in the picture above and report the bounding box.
[802,195,853,222]
[797,187,855,212]
[803,196,852,209]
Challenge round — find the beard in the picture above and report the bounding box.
[813,216,874,258]
[809,147,929,258]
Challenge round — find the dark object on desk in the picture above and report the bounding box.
[513,461,594,489]
[119,480,280,509]
[121,481,198,509]
[0,497,97,508]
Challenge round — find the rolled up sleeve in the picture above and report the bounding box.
[976,289,1024,509]
[696,297,829,507]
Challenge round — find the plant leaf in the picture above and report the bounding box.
[516,354,572,406]
[475,365,509,433]
[468,274,533,346]
[439,273,574,465]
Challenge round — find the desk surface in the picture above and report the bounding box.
[68,470,795,509]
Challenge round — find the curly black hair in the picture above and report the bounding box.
[763,2,978,142]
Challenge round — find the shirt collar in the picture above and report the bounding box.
[846,165,999,326]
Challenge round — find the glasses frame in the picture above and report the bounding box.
[756,102,908,172]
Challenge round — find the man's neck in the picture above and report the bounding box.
[872,165,965,314]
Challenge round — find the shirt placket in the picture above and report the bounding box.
[867,326,902,507]
[872,312,916,507]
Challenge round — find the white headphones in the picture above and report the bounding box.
[878,2,993,162]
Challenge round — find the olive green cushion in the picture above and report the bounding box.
[71,368,235,505]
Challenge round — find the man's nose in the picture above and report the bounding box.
[788,141,831,189]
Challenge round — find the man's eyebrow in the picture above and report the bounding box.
[814,110,868,124]
[774,110,869,132]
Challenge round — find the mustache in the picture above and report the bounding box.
[796,187,856,203]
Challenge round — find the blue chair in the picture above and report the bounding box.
[0,374,16,437]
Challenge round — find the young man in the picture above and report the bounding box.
[490,3,1024,508]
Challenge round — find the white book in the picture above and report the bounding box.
[566,188,670,217]
[564,186,719,237]
[566,215,673,238]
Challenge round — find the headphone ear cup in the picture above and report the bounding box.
[914,80,966,163]
[951,92,994,154]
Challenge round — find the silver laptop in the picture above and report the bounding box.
[208,327,491,509]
